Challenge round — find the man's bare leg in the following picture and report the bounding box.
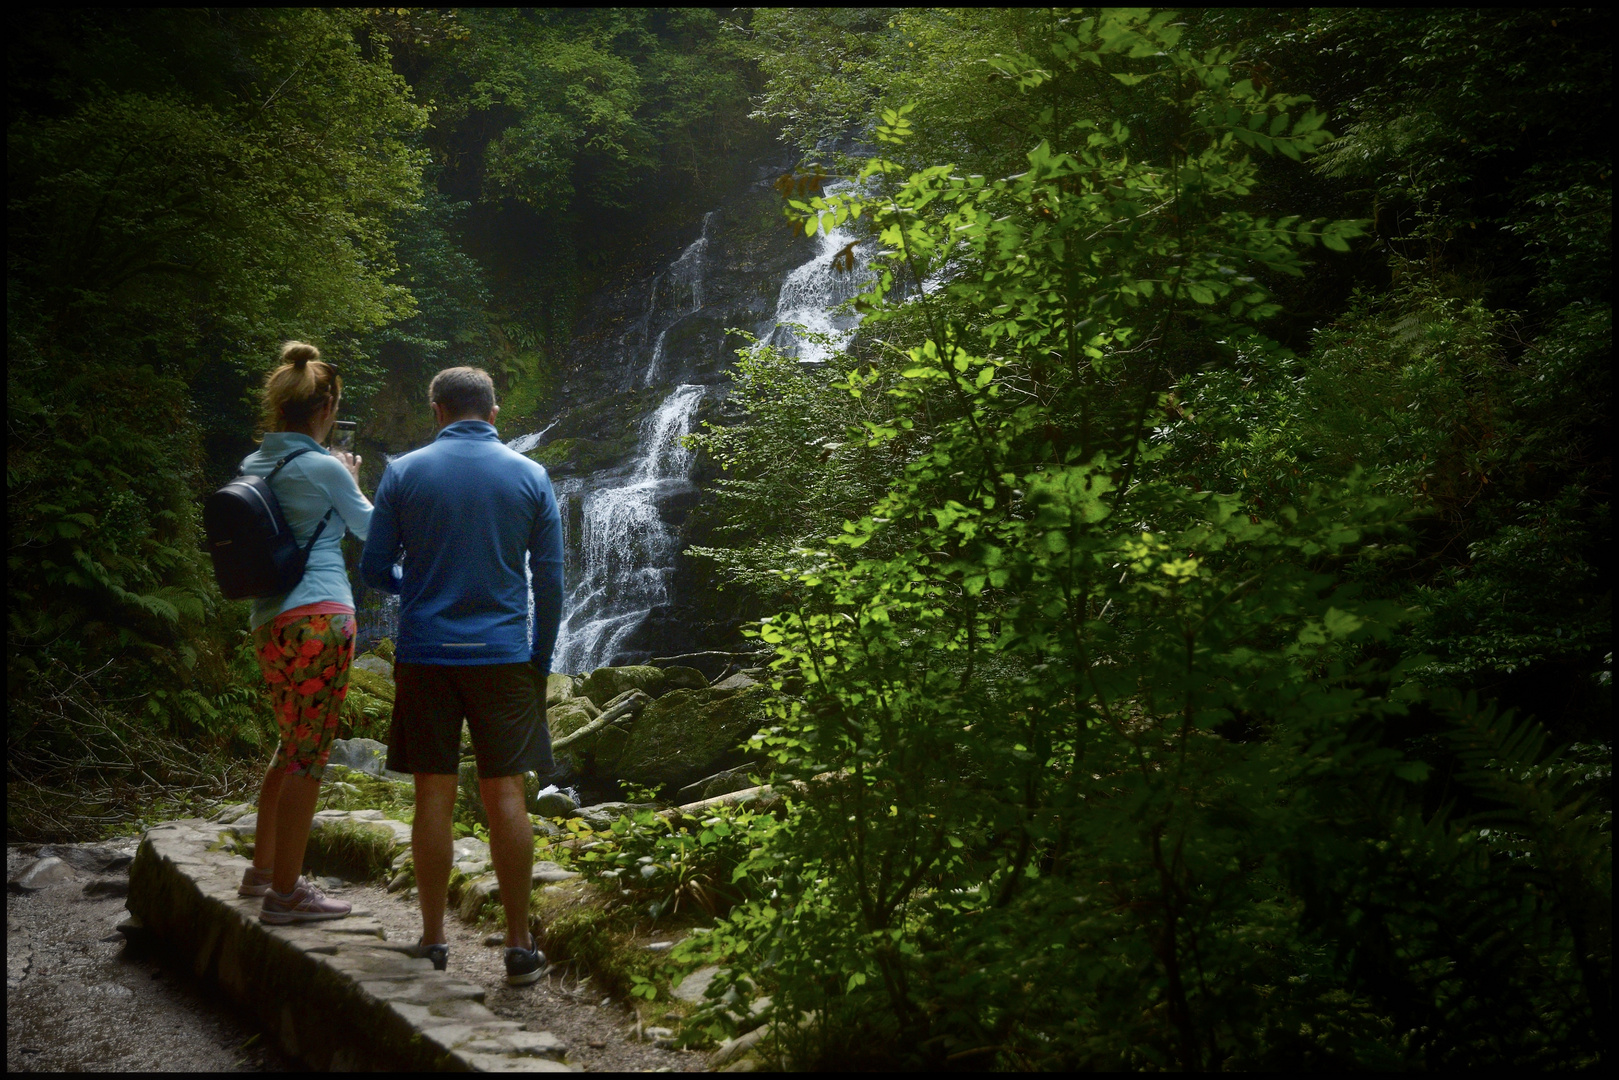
[413,773,459,946]
[479,774,534,949]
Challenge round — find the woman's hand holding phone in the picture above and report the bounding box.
[330,421,361,486]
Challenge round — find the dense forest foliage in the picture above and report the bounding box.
[8,7,765,825]
[680,7,1611,1069]
[7,6,1611,1071]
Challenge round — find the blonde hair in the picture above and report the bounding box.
[261,341,342,433]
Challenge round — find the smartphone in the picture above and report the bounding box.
[331,420,357,453]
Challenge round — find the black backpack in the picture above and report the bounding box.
[203,448,335,601]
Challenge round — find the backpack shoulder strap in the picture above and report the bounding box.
[264,447,317,484]
[258,447,337,553]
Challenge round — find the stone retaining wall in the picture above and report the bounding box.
[125,818,571,1072]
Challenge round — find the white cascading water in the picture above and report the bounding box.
[519,211,719,671]
[643,211,713,387]
[551,383,704,673]
[769,180,874,364]
[505,421,557,456]
[498,191,878,672]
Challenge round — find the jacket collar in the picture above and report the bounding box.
[435,420,499,441]
[259,431,328,456]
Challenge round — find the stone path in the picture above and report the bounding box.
[104,811,717,1071]
[123,816,579,1070]
[9,809,749,1071]
[347,877,706,1072]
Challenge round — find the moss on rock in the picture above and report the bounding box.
[305,816,403,880]
[577,665,667,705]
[614,686,770,792]
[548,697,599,739]
[546,673,579,706]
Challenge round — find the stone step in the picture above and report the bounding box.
[126,819,573,1072]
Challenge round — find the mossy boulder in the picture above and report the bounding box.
[305,814,407,880]
[659,666,710,694]
[546,673,580,706]
[548,697,600,740]
[556,723,632,779]
[614,686,771,792]
[577,666,662,705]
[343,648,396,741]
[577,664,708,706]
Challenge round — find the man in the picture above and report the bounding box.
[360,366,564,985]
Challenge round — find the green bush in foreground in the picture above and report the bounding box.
[684,11,1609,1070]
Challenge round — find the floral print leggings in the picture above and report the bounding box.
[252,612,355,778]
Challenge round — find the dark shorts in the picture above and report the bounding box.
[387,662,554,779]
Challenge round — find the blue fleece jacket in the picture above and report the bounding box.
[359,421,564,671]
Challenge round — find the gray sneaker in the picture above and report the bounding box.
[259,879,351,924]
[237,865,274,897]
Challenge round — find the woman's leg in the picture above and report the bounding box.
[270,771,323,895]
[262,613,356,896]
[250,623,289,875]
[252,765,283,873]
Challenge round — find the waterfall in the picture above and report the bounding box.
[551,384,705,673]
[642,211,713,387]
[488,183,876,674]
[505,420,557,455]
[768,180,874,364]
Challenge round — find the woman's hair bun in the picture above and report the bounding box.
[281,341,321,369]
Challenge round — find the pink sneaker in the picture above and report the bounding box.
[258,879,351,924]
[238,865,274,897]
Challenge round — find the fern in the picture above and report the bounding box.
[1439,691,1613,1050]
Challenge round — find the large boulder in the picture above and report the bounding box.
[325,737,411,782]
[576,664,709,706]
[577,666,664,705]
[554,723,632,779]
[659,666,710,694]
[546,673,579,706]
[547,696,599,740]
[614,686,771,792]
[343,649,396,742]
[709,670,760,694]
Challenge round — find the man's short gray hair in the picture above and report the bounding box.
[429,366,496,420]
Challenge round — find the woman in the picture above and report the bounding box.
[235,341,373,924]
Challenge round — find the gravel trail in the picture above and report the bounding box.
[7,840,707,1072]
[6,843,296,1073]
[343,876,707,1072]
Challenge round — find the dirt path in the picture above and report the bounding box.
[6,842,296,1073]
[345,877,706,1072]
[7,839,708,1072]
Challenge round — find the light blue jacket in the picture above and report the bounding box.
[359,421,564,671]
[239,432,374,629]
